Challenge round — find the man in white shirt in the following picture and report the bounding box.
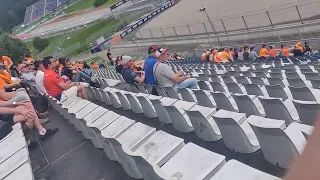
[34,60,47,95]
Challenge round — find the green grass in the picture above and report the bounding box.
[65,0,117,14]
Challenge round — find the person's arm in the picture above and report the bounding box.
[57,81,76,90]
[134,71,145,83]
[0,100,16,107]
[0,89,16,101]
[0,107,19,115]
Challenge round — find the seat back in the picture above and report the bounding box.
[242,71,253,77]
[211,92,237,112]
[192,90,216,108]
[243,84,264,96]
[221,75,234,83]
[164,87,181,99]
[267,77,285,88]
[289,86,316,101]
[179,88,198,102]
[293,100,320,126]
[225,82,243,94]
[209,74,220,82]
[129,84,140,93]
[250,77,264,86]
[154,85,168,97]
[198,81,212,91]
[135,83,148,93]
[285,72,300,79]
[287,78,306,87]
[232,94,261,116]
[304,72,320,80]
[311,79,320,89]
[265,85,288,100]
[259,97,293,125]
[210,81,225,92]
[254,71,266,78]
[235,76,249,84]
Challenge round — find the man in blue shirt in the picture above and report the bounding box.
[121,56,145,84]
[144,45,158,85]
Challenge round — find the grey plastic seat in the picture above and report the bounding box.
[254,71,266,78]
[154,85,168,97]
[144,84,153,94]
[179,88,198,102]
[210,81,225,92]
[221,74,234,83]
[225,82,243,94]
[150,97,178,125]
[228,70,240,77]
[285,72,300,79]
[242,71,253,77]
[265,84,288,100]
[209,75,221,82]
[243,84,264,96]
[269,72,283,80]
[128,84,140,93]
[211,92,237,112]
[135,83,148,93]
[210,69,218,75]
[185,105,221,141]
[125,93,145,114]
[235,76,249,84]
[86,86,97,101]
[212,110,260,153]
[300,68,314,74]
[192,90,216,108]
[106,90,122,108]
[197,73,209,81]
[93,87,105,103]
[249,77,264,86]
[293,100,320,126]
[259,97,299,125]
[232,94,265,116]
[289,86,316,101]
[137,95,160,118]
[287,78,306,87]
[198,81,213,91]
[115,91,133,111]
[267,77,285,88]
[248,116,312,169]
[164,87,181,99]
[304,72,320,80]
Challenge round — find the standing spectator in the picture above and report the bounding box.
[269,45,277,58]
[43,56,88,102]
[259,44,269,57]
[154,48,199,90]
[144,45,158,85]
[107,49,114,65]
[238,47,244,61]
[120,56,145,84]
[243,46,250,62]
[249,46,259,61]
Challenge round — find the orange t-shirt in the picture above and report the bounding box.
[91,64,99,69]
[221,52,229,60]
[215,53,222,63]
[281,48,290,57]
[269,49,277,58]
[0,72,12,84]
[0,56,12,68]
[0,78,5,100]
[43,69,64,98]
[201,53,207,61]
[259,48,269,57]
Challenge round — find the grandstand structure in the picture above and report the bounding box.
[23,0,72,25]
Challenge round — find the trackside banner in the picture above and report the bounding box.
[119,0,175,39]
[110,0,131,11]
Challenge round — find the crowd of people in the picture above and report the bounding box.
[201,41,317,63]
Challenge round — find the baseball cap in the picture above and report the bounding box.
[122,55,133,64]
[155,47,168,57]
[148,45,158,54]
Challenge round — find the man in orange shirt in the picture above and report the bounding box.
[280,44,290,57]
[43,56,88,102]
[221,48,230,62]
[259,44,269,57]
[201,50,207,61]
[269,45,277,58]
[91,62,99,69]
[0,55,13,69]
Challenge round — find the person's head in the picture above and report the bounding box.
[156,47,169,62]
[262,44,267,48]
[240,47,244,52]
[43,56,57,70]
[122,55,133,67]
[34,60,45,71]
[305,41,310,46]
[230,48,234,51]
[250,46,255,51]
[58,58,67,67]
[281,44,285,49]
[148,45,158,57]
[233,48,237,52]
[108,49,111,52]
[269,45,274,49]
[244,46,249,51]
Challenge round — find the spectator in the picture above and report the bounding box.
[269,45,277,58]
[107,49,114,65]
[221,48,230,62]
[154,48,199,90]
[23,54,34,64]
[83,62,90,69]
[0,65,23,91]
[19,63,36,86]
[115,56,124,74]
[304,41,312,55]
[0,55,13,69]
[120,56,145,84]
[215,48,223,63]
[295,42,304,52]
[91,62,99,69]
[201,50,207,61]
[229,48,235,61]
[249,46,259,61]
[243,46,250,61]
[293,45,304,56]
[43,56,88,102]
[59,58,92,83]
[99,63,105,68]
[280,44,290,57]
[259,44,269,57]
[209,49,215,62]
[34,60,47,95]
[238,47,244,61]
[143,45,158,85]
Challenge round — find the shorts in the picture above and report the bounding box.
[61,86,78,102]
[8,90,30,103]
[0,114,15,126]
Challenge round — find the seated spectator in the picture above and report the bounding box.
[154,48,199,90]
[83,62,90,69]
[99,63,105,68]
[115,56,124,74]
[280,44,291,57]
[91,62,99,69]
[43,56,88,102]
[23,54,34,64]
[269,45,277,58]
[0,55,13,69]
[249,46,259,61]
[259,44,269,57]
[243,46,250,61]
[18,62,37,86]
[120,56,145,84]
[34,60,48,95]
[59,58,92,83]
[0,65,25,91]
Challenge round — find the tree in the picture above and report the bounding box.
[0,33,30,65]
[94,0,109,7]
[33,37,49,52]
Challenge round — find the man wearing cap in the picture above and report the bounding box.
[143,45,158,85]
[121,56,145,84]
[154,48,199,90]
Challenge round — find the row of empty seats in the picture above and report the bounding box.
[46,94,282,179]
[0,123,34,180]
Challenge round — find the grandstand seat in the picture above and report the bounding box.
[221,74,234,83]
[179,88,198,102]
[269,72,283,80]
[136,95,160,118]
[150,97,178,124]
[285,72,300,79]
[249,77,264,86]
[210,81,226,92]
[304,72,320,80]
[232,94,265,116]
[259,97,299,125]
[210,160,281,179]
[212,110,260,153]
[210,69,218,75]
[115,91,133,111]
[242,71,253,77]
[209,74,221,82]
[108,122,156,179]
[128,84,140,93]
[248,116,312,169]
[242,84,264,96]
[300,68,314,74]
[254,71,267,78]
[67,99,91,125]
[184,105,222,141]
[267,77,285,88]
[106,90,122,109]
[99,88,113,106]
[311,79,320,89]
[192,90,216,108]
[198,81,213,91]
[287,78,306,87]
[100,116,135,161]
[144,84,153,94]
[154,85,168,97]
[293,100,320,126]
[235,76,249,84]
[265,85,288,100]
[225,82,244,94]
[163,100,196,132]
[122,131,185,180]
[93,88,105,103]
[288,86,317,101]
[211,92,238,112]
[164,87,181,99]
[197,74,210,81]
[74,102,99,138]
[135,83,148,93]
[86,86,97,101]
[125,93,147,114]
[228,70,240,77]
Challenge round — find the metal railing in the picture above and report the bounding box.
[135,0,320,46]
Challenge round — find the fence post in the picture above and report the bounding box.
[266,8,274,28]
[186,24,192,35]
[297,28,303,40]
[259,33,264,43]
[296,3,304,24]
[172,26,179,40]
[139,31,143,39]
[242,35,247,45]
[221,17,228,34]
[160,28,166,41]
[241,12,249,31]
[149,29,155,42]
[277,31,282,42]
[203,22,213,46]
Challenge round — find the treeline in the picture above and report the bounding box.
[94,0,112,7]
[0,0,38,32]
